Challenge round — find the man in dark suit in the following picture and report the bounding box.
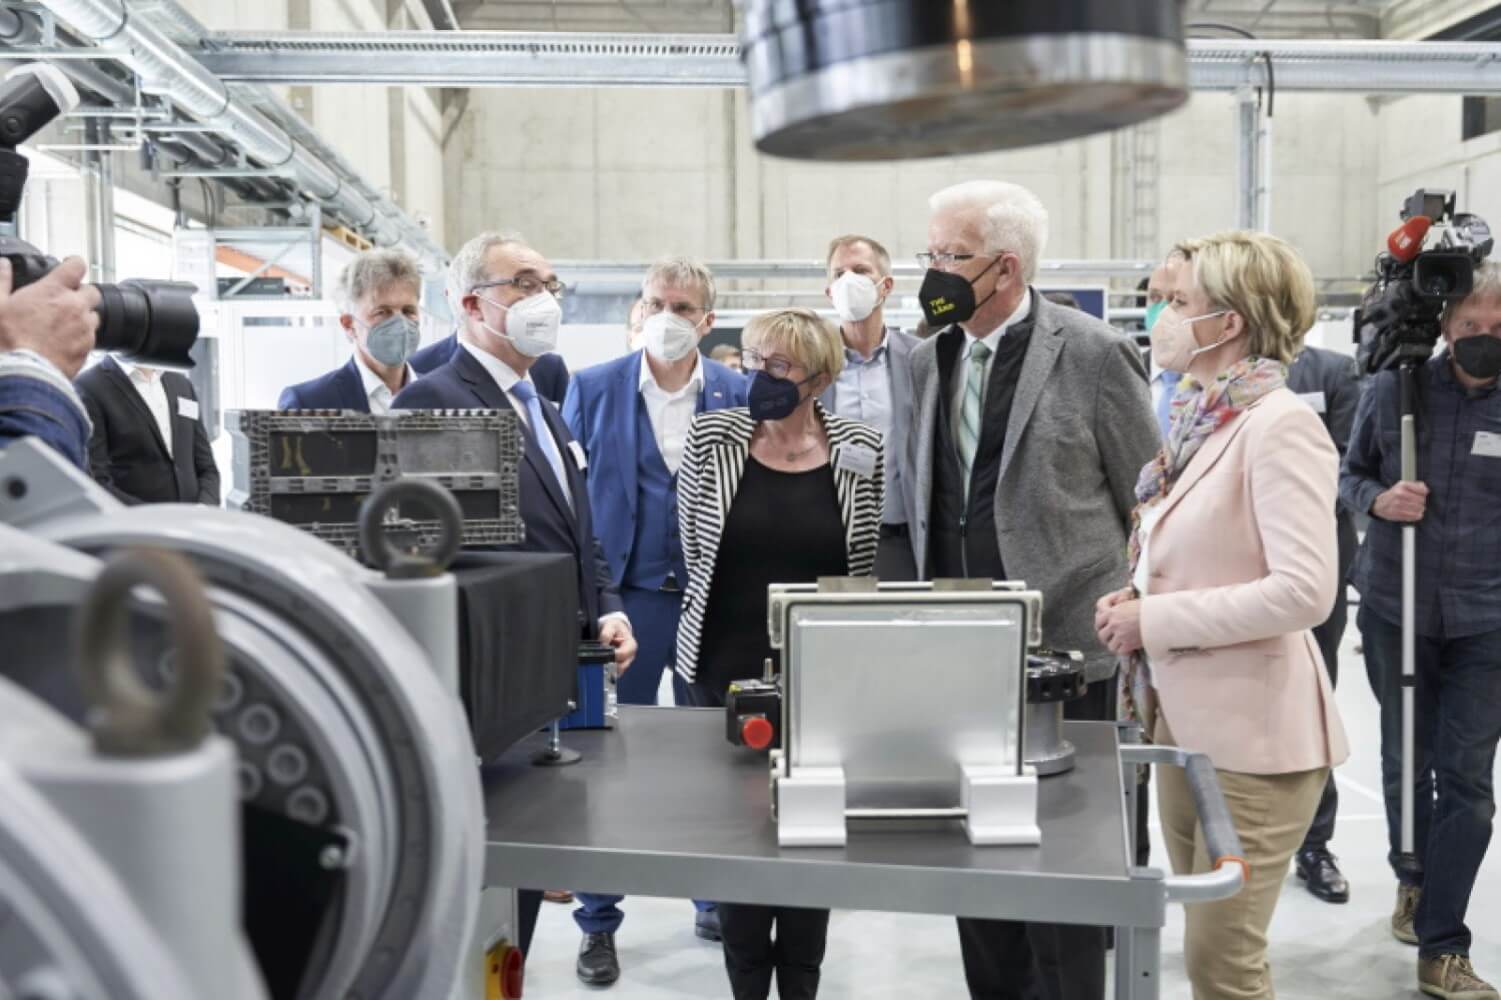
[562,258,746,975]
[909,180,1159,1000]
[75,355,220,505]
[279,249,422,412]
[410,328,571,405]
[820,234,920,580]
[391,232,636,968]
[1288,343,1364,904]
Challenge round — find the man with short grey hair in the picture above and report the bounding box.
[278,248,423,412]
[409,231,571,404]
[909,179,1159,1000]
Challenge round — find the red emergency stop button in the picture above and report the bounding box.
[742,716,773,750]
[502,945,524,998]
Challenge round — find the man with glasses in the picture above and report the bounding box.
[409,231,572,405]
[561,257,746,984]
[820,234,921,579]
[907,181,1158,1000]
[391,232,637,966]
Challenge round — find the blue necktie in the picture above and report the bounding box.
[1154,370,1181,442]
[510,379,572,510]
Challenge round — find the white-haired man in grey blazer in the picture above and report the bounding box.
[907,180,1159,1000]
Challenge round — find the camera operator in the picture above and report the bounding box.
[0,256,101,468]
[1342,260,1501,1000]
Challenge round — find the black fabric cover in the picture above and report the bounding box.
[450,551,579,762]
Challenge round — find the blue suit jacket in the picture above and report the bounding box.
[277,358,369,411]
[410,333,571,406]
[563,351,747,585]
[390,345,622,631]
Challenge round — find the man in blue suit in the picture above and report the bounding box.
[278,249,422,412]
[561,258,745,979]
[391,232,637,971]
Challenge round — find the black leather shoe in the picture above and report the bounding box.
[695,908,722,942]
[577,932,620,986]
[1296,848,1350,904]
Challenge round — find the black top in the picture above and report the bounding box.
[695,456,849,695]
[928,309,1036,579]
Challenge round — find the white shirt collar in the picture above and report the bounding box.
[963,290,1032,358]
[353,351,414,401]
[116,358,157,383]
[638,348,704,398]
[460,339,526,394]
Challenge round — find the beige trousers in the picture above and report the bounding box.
[1154,715,1328,1000]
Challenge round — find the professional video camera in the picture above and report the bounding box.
[0,63,199,368]
[1356,188,1493,375]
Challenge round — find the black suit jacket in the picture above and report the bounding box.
[409,333,570,405]
[1288,345,1364,579]
[391,345,622,632]
[277,358,370,411]
[75,356,220,505]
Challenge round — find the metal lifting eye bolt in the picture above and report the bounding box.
[357,477,464,579]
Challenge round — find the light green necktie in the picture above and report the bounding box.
[957,341,991,491]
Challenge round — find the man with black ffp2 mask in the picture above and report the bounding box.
[1342,261,1501,1000]
[907,181,1158,1000]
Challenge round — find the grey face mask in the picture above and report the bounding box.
[365,314,420,366]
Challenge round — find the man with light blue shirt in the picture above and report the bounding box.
[819,234,920,579]
[1144,257,1184,442]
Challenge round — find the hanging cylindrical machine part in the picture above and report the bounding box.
[739,0,1191,160]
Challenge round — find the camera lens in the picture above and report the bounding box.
[93,279,200,369]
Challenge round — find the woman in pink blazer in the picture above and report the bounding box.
[1095,230,1348,1000]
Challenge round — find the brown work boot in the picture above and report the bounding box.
[1392,883,1421,945]
[1418,954,1500,1000]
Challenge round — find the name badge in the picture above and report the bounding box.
[1297,391,1327,414]
[177,397,200,420]
[835,443,877,479]
[567,440,589,470]
[1474,431,1501,458]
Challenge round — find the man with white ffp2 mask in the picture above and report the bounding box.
[278,248,422,413]
[562,258,747,980]
[820,234,921,579]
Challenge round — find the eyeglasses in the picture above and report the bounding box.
[642,298,706,319]
[915,251,999,270]
[741,348,809,380]
[473,275,567,300]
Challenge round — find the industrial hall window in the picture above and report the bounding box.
[1462,96,1501,141]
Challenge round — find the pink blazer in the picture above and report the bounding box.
[1139,387,1349,775]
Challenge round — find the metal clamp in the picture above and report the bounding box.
[1121,744,1248,904]
[357,478,463,578]
[74,547,224,757]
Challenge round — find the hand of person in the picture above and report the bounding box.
[0,257,100,379]
[1372,480,1429,523]
[1094,586,1133,634]
[599,617,637,673]
[1097,599,1144,658]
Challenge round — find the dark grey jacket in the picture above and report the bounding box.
[908,292,1159,681]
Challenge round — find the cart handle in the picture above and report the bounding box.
[1121,743,1248,904]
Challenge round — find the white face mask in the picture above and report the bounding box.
[830,271,883,324]
[479,291,561,358]
[642,311,703,363]
[1149,307,1232,372]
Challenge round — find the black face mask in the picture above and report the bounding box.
[1453,335,1501,381]
[919,257,1000,327]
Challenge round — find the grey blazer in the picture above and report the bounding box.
[819,327,918,527]
[907,292,1160,682]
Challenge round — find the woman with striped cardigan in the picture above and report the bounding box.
[674,307,884,1000]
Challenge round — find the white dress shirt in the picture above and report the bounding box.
[118,359,173,458]
[354,353,415,415]
[638,350,703,474]
[950,291,1034,443]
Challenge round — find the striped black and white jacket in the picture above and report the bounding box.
[673,403,884,685]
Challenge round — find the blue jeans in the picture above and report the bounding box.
[573,894,714,935]
[1359,607,1501,957]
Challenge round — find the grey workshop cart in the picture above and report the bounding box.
[482,707,1244,1000]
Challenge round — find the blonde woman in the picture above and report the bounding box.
[1094,231,1348,1000]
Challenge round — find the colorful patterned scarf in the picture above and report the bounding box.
[1118,356,1288,732]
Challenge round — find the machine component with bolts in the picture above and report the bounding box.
[1023,650,1089,777]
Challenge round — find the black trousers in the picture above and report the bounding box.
[718,903,830,1000]
[1299,580,1347,852]
[956,678,1111,1000]
[875,524,918,581]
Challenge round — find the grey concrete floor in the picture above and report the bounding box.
[521,618,1501,998]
